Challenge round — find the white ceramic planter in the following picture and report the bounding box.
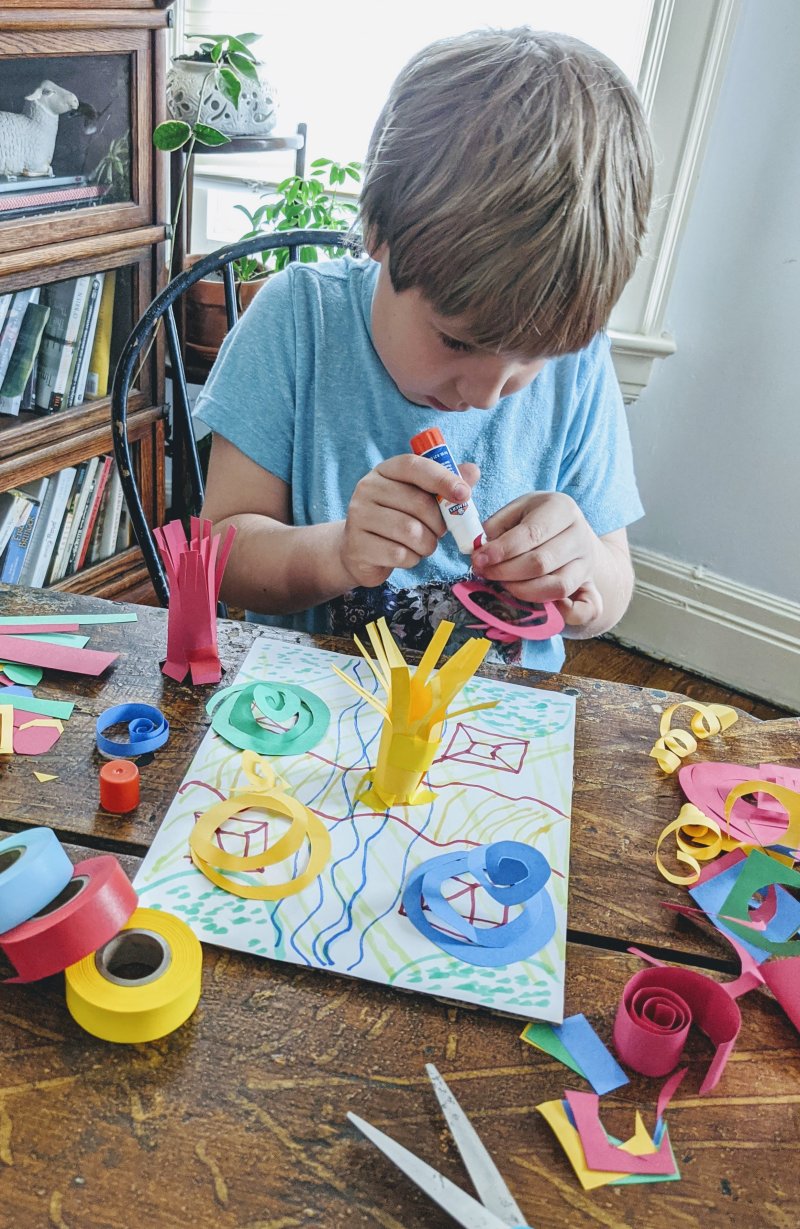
[166,58,278,137]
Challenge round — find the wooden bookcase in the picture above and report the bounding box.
[0,1,174,604]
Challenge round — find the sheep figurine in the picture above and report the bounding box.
[0,80,79,178]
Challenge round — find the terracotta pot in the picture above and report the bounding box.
[183,256,268,372]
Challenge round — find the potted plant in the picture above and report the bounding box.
[163,32,276,140]
[183,157,362,370]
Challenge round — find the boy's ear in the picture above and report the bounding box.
[365,235,387,261]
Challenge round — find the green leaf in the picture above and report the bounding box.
[218,67,242,109]
[300,246,319,262]
[192,123,230,147]
[225,35,259,58]
[229,51,259,80]
[152,120,192,151]
[345,166,361,181]
[211,42,223,63]
[235,32,262,46]
[311,157,332,167]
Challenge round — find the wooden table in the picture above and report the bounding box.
[0,585,798,1228]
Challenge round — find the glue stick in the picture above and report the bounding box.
[410,428,486,554]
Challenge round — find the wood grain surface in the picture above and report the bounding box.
[0,588,799,1227]
[0,852,795,1229]
[2,585,798,963]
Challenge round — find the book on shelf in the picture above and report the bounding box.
[0,488,34,559]
[0,478,48,584]
[0,298,50,416]
[59,456,99,579]
[45,463,87,585]
[89,466,125,565]
[115,504,132,554]
[67,272,105,408]
[0,287,40,391]
[84,270,117,402]
[20,360,37,411]
[18,466,77,588]
[0,185,109,219]
[74,454,113,572]
[34,276,92,413]
[0,174,87,195]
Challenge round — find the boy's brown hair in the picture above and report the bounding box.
[360,27,653,356]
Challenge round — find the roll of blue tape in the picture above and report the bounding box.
[0,828,74,934]
[96,704,170,759]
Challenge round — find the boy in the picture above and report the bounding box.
[197,27,653,671]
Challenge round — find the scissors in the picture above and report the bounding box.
[348,1063,533,1228]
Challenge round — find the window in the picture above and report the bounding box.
[178,0,740,399]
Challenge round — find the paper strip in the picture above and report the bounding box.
[0,613,136,626]
[565,1092,677,1175]
[552,1015,629,1095]
[0,623,79,635]
[402,841,555,967]
[613,965,741,1094]
[0,635,118,676]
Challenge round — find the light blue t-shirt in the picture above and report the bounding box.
[195,256,643,672]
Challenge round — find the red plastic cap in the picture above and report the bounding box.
[99,759,140,814]
[410,428,444,456]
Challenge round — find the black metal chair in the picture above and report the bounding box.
[111,229,363,607]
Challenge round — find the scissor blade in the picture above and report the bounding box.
[426,1065,526,1227]
[348,1112,512,1229]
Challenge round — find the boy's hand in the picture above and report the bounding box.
[473,492,604,628]
[341,455,480,589]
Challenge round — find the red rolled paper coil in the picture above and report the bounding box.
[617,981,691,1077]
[0,856,138,983]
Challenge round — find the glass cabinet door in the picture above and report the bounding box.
[0,27,156,252]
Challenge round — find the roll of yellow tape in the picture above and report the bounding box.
[64,907,201,1043]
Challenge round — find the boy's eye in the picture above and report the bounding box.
[439,332,474,354]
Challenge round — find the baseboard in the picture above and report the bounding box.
[614,547,800,711]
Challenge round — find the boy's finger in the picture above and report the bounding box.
[379,454,470,503]
[476,502,573,568]
[457,461,481,490]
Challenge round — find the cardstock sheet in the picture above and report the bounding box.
[689,849,800,962]
[551,1014,629,1095]
[717,849,800,956]
[565,1091,677,1175]
[680,762,800,847]
[134,635,576,1022]
[521,1022,588,1079]
[0,636,118,676]
[536,1099,680,1190]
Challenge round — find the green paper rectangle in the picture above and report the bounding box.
[5,695,74,719]
[521,1022,588,1079]
[0,613,137,626]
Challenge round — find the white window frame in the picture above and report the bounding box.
[172,0,741,401]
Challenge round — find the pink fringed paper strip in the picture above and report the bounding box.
[153,517,236,686]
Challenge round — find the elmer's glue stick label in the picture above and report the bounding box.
[410,428,486,554]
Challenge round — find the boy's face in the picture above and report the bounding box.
[370,248,548,412]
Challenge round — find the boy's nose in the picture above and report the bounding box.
[456,360,520,410]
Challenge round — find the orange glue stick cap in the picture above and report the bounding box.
[410,428,445,455]
[99,759,140,813]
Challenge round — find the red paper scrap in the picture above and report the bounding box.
[565,1091,677,1175]
[0,623,79,635]
[679,761,800,846]
[0,635,118,676]
[760,958,800,1032]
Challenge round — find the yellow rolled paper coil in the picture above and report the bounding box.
[189,791,331,900]
[65,907,202,1044]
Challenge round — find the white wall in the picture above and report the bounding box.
[618,0,800,706]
